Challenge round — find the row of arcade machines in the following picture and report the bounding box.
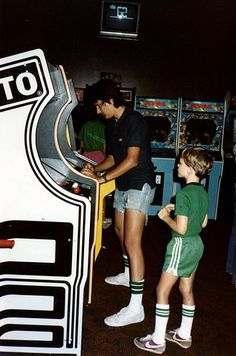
[0,49,115,355]
[135,97,226,219]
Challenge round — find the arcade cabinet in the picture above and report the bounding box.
[177,99,226,220]
[0,49,114,355]
[223,91,236,279]
[135,97,180,215]
[224,90,236,156]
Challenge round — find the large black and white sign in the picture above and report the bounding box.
[0,49,97,355]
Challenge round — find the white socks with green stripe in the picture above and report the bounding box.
[178,304,195,339]
[152,304,170,344]
[128,280,145,312]
[152,303,194,343]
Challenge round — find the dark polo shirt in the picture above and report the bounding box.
[106,107,155,191]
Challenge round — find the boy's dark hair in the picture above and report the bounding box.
[181,146,214,178]
[87,79,125,108]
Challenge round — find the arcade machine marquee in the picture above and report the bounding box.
[0,49,114,355]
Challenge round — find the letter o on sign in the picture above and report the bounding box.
[16,72,38,96]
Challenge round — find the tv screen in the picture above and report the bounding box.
[99,1,140,40]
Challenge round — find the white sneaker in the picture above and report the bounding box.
[105,272,129,287]
[104,305,144,327]
[134,334,166,354]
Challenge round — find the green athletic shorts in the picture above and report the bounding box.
[163,236,204,277]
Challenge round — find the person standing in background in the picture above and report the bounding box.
[78,104,112,228]
[78,107,106,164]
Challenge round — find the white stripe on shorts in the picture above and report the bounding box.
[167,237,182,276]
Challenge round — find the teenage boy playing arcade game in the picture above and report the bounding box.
[134,147,213,354]
[81,79,156,327]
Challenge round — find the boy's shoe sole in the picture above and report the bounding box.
[165,329,192,349]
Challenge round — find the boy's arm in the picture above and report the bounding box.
[158,205,188,235]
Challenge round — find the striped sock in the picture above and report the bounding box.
[178,304,195,339]
[152,304,170,344]
[128,280,145,311]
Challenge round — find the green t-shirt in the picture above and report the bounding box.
[78,120,106,151]
[172,182,208,238]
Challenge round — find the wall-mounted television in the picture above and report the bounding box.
[99,1,140,40]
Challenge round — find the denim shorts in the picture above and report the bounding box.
[113,183,156,215]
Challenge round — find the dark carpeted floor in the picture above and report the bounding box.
[82,208,236,355]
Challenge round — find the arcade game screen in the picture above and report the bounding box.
[185,118,217,145]
[147,116,172,144]
[144,113,177,156]
[135,97,179,156]
[179,101,225,155]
